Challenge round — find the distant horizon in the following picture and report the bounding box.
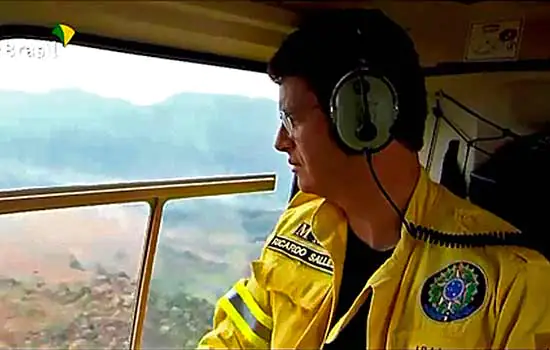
[0,86,279,107]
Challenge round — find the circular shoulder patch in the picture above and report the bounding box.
[420,261,486,322]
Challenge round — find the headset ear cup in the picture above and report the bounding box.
[330,72,369,153]
[330,69,399,153]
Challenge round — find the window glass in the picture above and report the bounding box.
[0,203,149,349]
[0,38,288,349]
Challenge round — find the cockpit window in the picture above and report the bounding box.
[0,38,287,349]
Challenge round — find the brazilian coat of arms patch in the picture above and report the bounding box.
[420,261,487,322]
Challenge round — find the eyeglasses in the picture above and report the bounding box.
[279,110,295,134]
[279,104,322,135]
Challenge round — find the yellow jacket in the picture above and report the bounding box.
[197,169,550,349]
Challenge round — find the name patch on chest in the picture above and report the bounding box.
[267,235,334,274]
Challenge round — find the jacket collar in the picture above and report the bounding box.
[309,166,521,255]
[309,167,431,255]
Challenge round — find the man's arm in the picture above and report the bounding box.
[492,260,550,349]
[197,273,272,349]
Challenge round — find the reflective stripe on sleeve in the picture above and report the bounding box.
[219,279,272,348]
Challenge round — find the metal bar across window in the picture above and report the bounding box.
[0,173,276,215]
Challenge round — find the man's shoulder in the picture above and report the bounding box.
[440,188,547,261]
[417,181,519,235]
[415,181,549,272]
[411,180,549,268]
[257,191,335,275]
[272,190,326,240]
[448,190,519,234]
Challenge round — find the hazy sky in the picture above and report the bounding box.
[0,38,279,105]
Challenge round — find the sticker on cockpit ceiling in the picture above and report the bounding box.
[464,19,523,62]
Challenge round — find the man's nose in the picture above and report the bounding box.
[274,124,293,153]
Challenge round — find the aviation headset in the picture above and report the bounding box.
[328,27,400,155]
[326,25,412,233]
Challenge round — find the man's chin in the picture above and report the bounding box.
[296,177,317,195]
[297,177,333,199]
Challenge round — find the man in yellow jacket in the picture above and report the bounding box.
[198,9,550,349]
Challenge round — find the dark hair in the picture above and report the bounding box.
[268,9,427,152]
